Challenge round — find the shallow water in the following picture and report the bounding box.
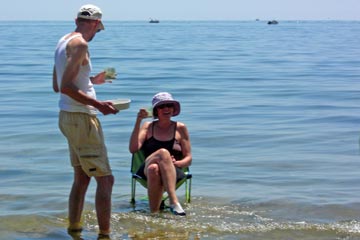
[1,20,360,239]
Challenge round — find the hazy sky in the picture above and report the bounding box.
[2,0,359,21]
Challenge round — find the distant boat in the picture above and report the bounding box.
[149,18,159,23]
[267,20,278,25]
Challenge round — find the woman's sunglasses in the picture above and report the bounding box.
[157,103,174,109]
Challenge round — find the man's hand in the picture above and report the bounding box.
[91,71,112,84]
[97,101,119,115]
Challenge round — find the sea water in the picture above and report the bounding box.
[1,20,360,239]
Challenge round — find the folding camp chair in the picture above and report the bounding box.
[130,149,192,205]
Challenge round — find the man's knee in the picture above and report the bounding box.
[96,174,115,188]
[107,174,115,186]
[74,167,91,186]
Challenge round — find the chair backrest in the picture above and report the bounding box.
[130,149,146,175]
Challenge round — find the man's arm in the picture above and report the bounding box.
[60,37,93,104]
[60,37,117,115]
[52,65,59,93]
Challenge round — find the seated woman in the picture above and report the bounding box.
[129,92,192,216]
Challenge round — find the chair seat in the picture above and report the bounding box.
[130,149,192,205]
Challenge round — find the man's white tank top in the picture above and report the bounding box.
[54,33,97,115]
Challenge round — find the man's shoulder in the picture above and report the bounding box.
[66,33,87,50]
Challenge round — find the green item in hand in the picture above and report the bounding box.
[104,67,117,79]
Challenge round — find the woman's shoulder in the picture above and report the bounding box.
[142,121,153,130]
[174,121,188,131]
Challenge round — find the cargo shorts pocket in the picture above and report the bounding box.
[78,146,111,177]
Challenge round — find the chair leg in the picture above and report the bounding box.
[186,178,192,203]
[131,178,136,205]
[185,179,189,203]
[160,199,166,210]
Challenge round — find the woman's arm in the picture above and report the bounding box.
[174,122,192,168]
[129,109,150,153]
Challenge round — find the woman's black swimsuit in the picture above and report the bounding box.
[136,121,185,182]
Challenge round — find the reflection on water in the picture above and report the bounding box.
[2,196,360,239]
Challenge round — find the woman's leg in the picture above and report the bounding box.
[146,163,164,212]
[145,149,178,211]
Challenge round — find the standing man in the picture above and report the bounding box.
[53,4,117,239]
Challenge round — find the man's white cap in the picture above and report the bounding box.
[77,4,105,30]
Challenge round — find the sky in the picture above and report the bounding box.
[1,0,359,21]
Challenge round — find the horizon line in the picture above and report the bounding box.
[1,19,360,22]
